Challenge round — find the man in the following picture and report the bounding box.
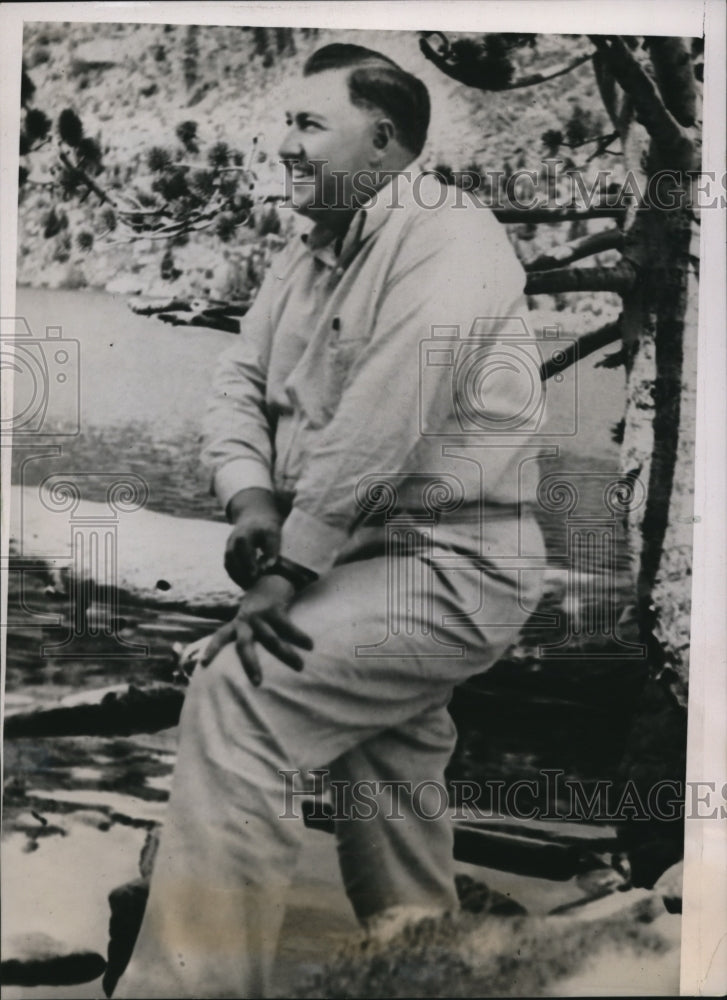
[118,43,546,998]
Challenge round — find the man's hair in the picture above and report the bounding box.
[303,43,430,158]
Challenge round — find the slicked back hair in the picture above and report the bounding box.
[303,43,430,158]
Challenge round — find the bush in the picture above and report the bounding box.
[58,108,84,147]
[43,207,68,239]
[208,142,230,169]
[175,120,199,154]
[147,146,172,172]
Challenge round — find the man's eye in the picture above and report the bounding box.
[285,115,321,131]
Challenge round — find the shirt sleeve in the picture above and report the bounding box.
[279,204,530,575]
[200,259,280,513]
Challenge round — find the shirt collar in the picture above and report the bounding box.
[301,169,421,269]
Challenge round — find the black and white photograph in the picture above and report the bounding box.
[1,2,725,997]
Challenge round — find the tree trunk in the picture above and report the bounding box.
[595,40,700,709]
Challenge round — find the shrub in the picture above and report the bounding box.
[58,108,84,147]
[175,120,199,154]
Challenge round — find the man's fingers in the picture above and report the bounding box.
[237,636,263,687]
[253,619,304,672]
[268,609,314,651]
[200,623,236,666]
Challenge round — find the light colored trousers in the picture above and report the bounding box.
[118,518,545,998]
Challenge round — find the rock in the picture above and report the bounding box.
[654,860,683,913]
[550,885,662,923]
[103,879,150,998]
[71,40,118,68]
[139,826,161,880]
[24,788,168,827]
[70,809,113,832]
[10,485,237,615]
[1,933,106,986]
[455,873,527,916]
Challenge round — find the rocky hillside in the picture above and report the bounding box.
[18,21,622,322]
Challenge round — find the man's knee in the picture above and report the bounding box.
[181,641,254,735]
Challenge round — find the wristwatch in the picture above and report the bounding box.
[261,555,319,592]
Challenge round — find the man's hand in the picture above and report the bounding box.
[224,487,282,589]
[200,574,313,686]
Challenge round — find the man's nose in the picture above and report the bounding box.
[278,129,304,164]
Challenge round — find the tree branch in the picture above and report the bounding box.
[525,228,624,271]
[646,37,698,128]
[497,52,593,90]
[493,205,625,224]
[526,262,637,295]
[540,318,622,380]
[588,36,693,161]
[419,33,592,91]
[58,150,111,206]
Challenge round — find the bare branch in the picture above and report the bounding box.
[540,318,622,380]
[526,262,637,295]
[525,228,624,271]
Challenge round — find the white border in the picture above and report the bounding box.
[681,1,727,994]
[1,3,724,996]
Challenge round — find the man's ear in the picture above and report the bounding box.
[372,118,395,151]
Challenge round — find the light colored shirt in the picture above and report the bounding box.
[202,172,544,576]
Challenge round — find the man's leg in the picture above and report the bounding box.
[330,701,460,930]
[117,545,540,998]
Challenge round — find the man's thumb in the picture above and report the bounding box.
[260,527,281,569]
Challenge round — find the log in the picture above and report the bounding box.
[302,800,620,881]
[4,683,185,739]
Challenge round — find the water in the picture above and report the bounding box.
[10,285,628,534]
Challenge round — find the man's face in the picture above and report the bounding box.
[278,68,379,224]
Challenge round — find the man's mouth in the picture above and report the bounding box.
[287,162,316,181]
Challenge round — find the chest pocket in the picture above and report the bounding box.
[317,318,369,422]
